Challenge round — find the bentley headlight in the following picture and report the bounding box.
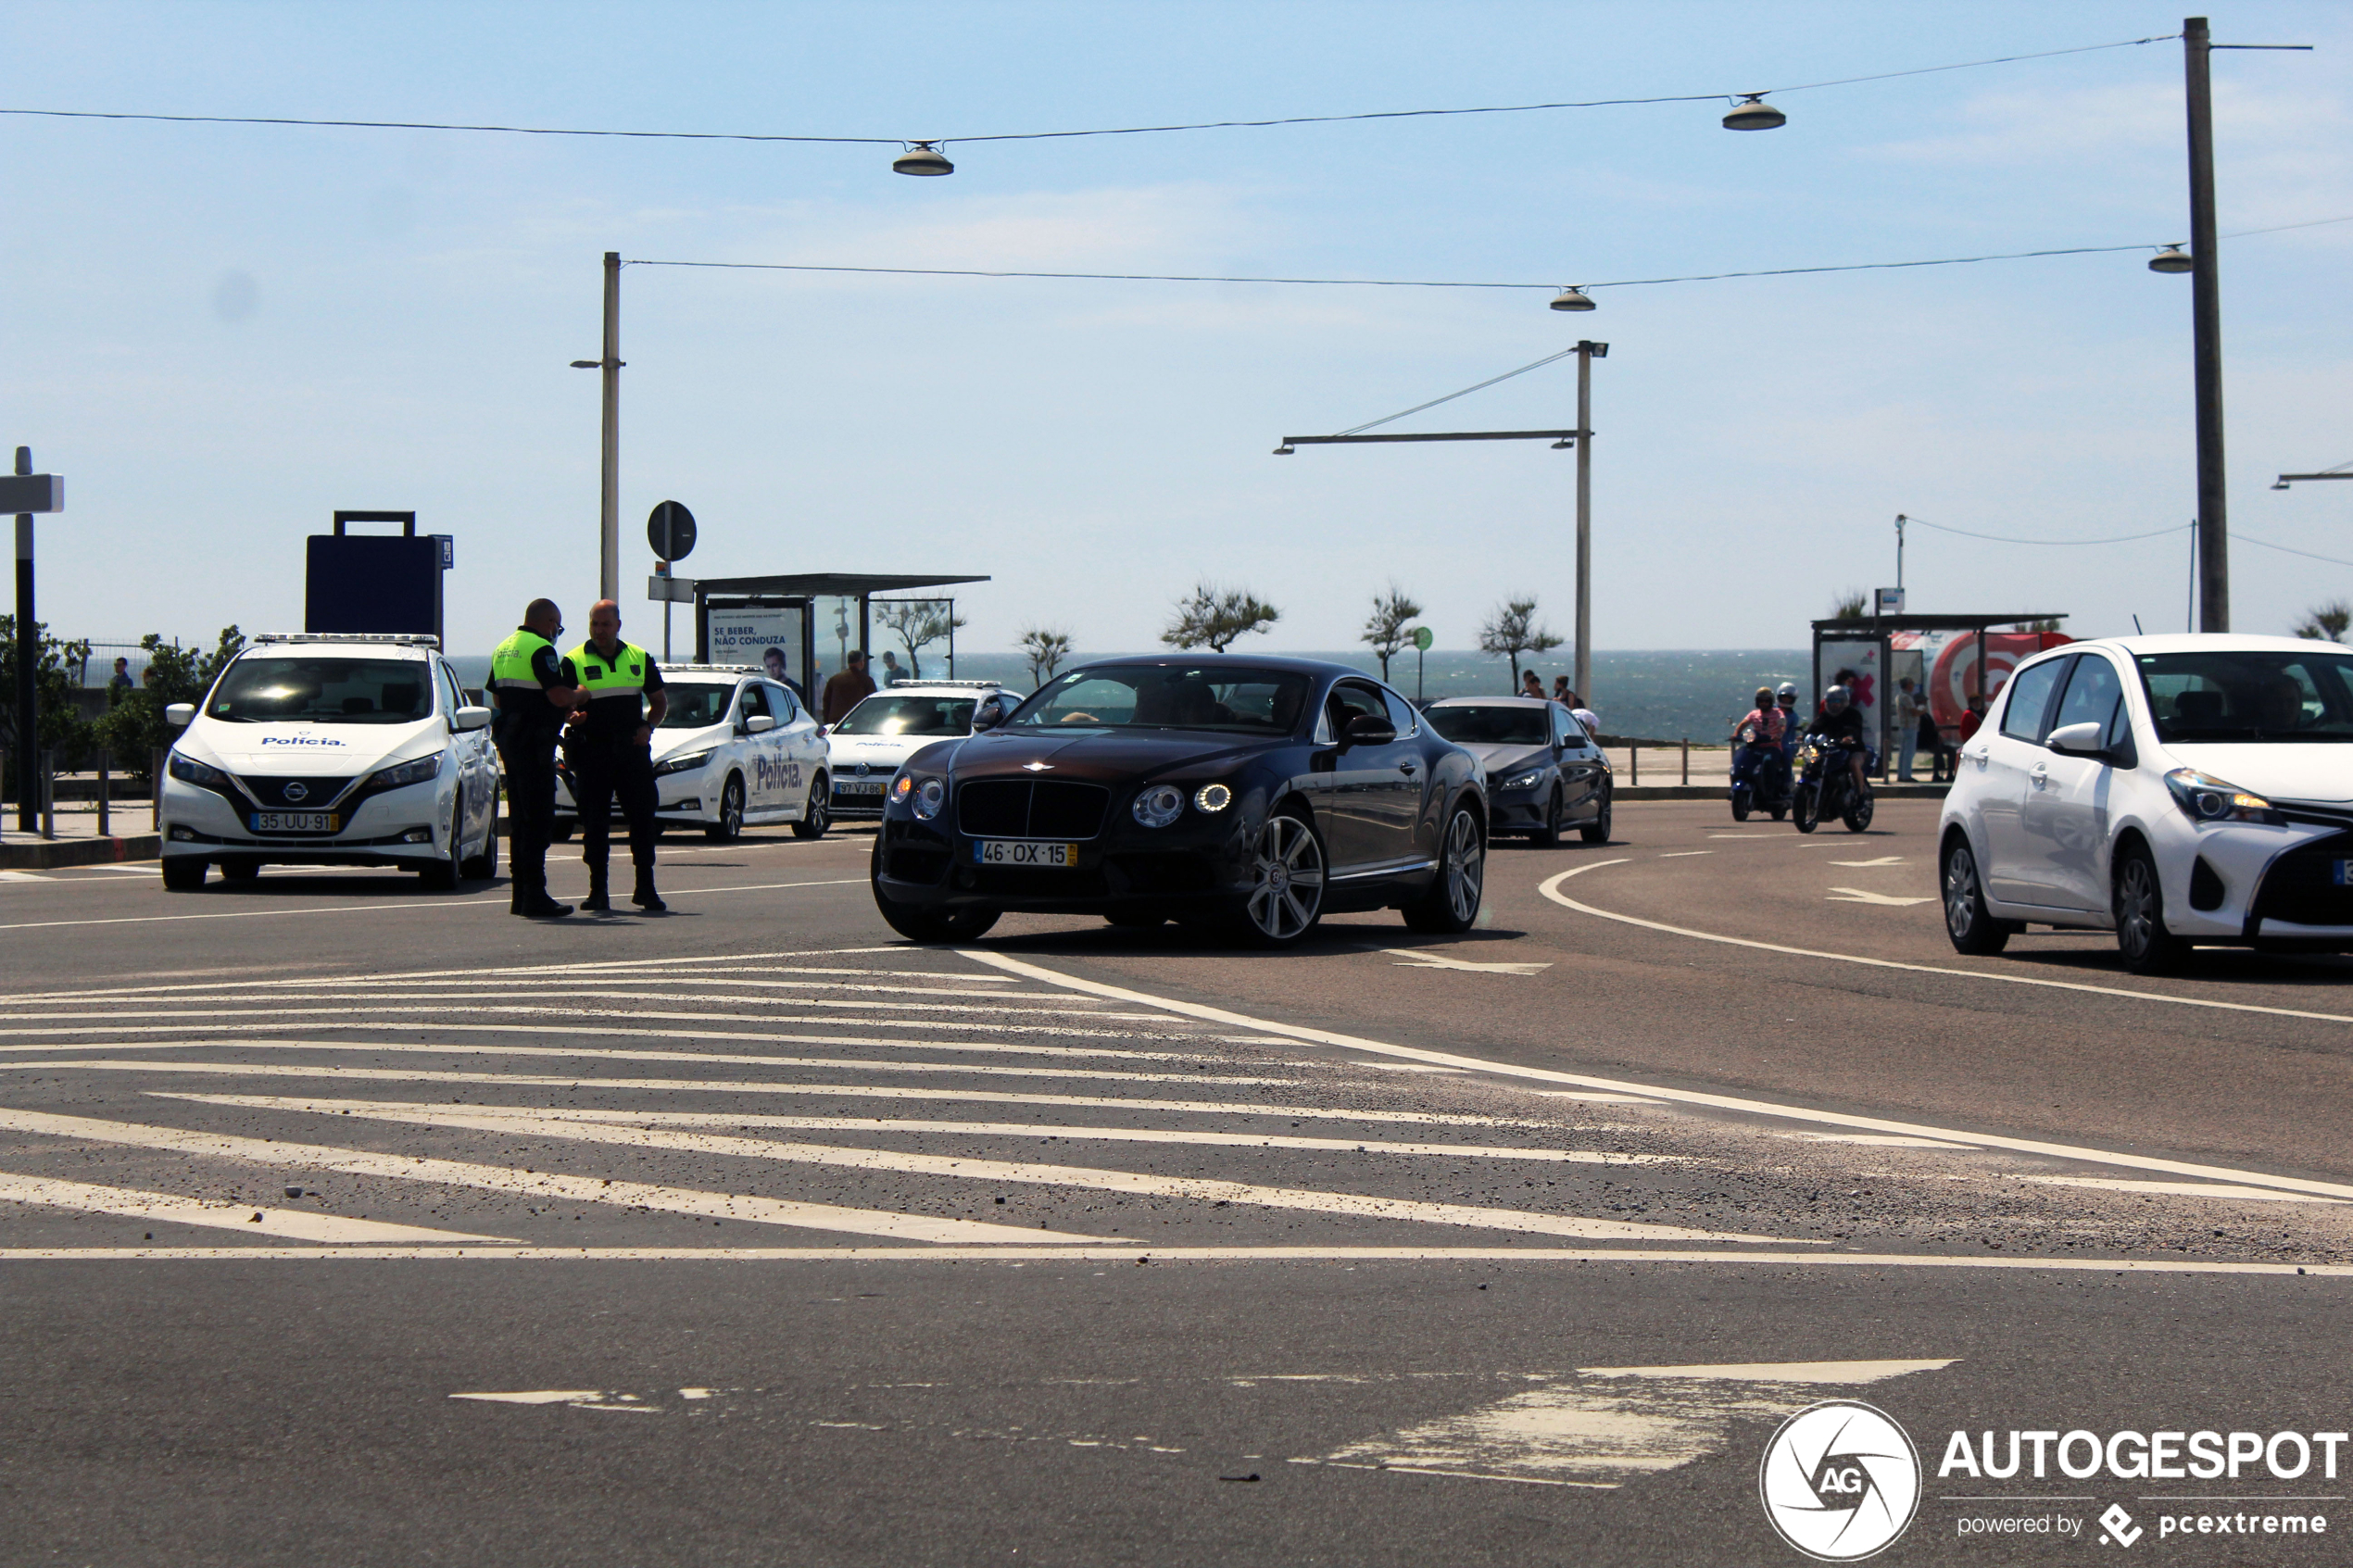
[167,752,229,788]
[891,773,912,803]
[1193,782,1233,813]
[652,749,713,778]
[365,754,443,791]
[2164,767,2282,825]
[1133,784,1185,828]
[1502,770,1545,791]
[912,777,946,820]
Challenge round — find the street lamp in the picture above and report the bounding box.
[893,142,954,176]
[1723,95,1786,132]
[2148,245,2194,274]
[1549,287,1597,312]
[2273,463,2353,490]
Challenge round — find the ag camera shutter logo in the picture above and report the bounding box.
[1759,1400,1921,1561]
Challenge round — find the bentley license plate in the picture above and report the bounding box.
[250,812,338,834]
[974,839,1077,868]
[2334,859,2353,887]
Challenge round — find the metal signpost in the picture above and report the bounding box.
[4,447,64,834]
[647,500,698,663]
[1409,624,1433,706]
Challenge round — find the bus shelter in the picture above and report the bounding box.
[693,572,988,696]
[1810,612,2070,775]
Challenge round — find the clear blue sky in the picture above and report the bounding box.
[4,1,2348,662]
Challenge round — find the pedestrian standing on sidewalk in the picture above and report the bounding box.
[1894,677,1922,781]
[487,599,581,919]
[107,657,134,696]
[1520,670,1545,699]
[563,599,668,913]
[823,649,876,727]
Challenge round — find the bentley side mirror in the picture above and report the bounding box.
[164,703,195,729]
[972,699,1006,733]
[1341,713,1398,747]
[2044,721,2108,759]
[745,714,777,734]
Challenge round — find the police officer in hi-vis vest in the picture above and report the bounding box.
[563,598,669,912]
[487,599,583,918]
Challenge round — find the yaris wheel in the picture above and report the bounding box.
[2113,844,2191,974]
[1941,837,2011,955]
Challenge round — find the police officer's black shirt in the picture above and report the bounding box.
[493,635,570,749]
[562,642,665,749]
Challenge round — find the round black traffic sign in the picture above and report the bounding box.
[648,500,697,562]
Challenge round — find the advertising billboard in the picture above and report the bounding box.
[705,605,806,694]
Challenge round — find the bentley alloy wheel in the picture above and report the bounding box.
[1239,812,1325,946]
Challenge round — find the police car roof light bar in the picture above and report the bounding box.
[252,632,443,648]
[661,663,761,675]
[887,678,1005,689]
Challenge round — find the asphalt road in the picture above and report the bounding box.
[3,804,2348,1566]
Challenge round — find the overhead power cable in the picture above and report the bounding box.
[0,34,2176,149]
[623,213,2353,295]
[2237,533,2353,570]
[1906,518,2191,546]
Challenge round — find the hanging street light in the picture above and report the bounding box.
[1549,286,1596,312]
[893,142,954,176]
[1723,94,1786,132]
[2148,244,2194,274]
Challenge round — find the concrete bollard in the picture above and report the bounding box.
[96,749,110,837]
[151,747,165,829]
[1681,738,1690,785]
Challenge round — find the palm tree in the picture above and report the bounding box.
[2294,601,2351,643]
[1361,584,1423,683]
[1478,597,1562,693]
[1018,627,1074,684]
[1163,583,1279,652]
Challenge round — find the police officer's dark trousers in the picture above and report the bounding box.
[497,737,560,909]
[573,740,659,897]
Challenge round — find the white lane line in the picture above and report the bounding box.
[0,879,867,934]
[963,946,2353,1204]
[0,1036,1225,1067]
[1772,1133,1969,1149]
[2008,1175,2343,1204]
[2,959,1019,1005]
[162,1097,1680,1164]
[0,1172,522,1244]
[1382,951,1553,975]
[1532,1091,1665,1106]
[2,1246,2345,1273]
[1825,887,1934,907]
[1657,852,1712,859]
[198,1100,1793,1245]
[0,1018,1258,1046]
[1,997,1151,1023]
[1540,860,2353,1026]
[0,1108,1099,1245]
[1829,858,1906,868]
[9,1059,1312,1089]
[0,871,56,883]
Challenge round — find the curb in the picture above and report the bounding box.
[0,834,163,870]
[1616,784,1950,803]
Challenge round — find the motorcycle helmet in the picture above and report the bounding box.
[1823,684,1850,709]
[1775,682,1799,703]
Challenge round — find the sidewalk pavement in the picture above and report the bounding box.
[0,804,161,870]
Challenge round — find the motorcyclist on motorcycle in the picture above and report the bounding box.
[1731,687,1786,782]
[1806,684,1872,803]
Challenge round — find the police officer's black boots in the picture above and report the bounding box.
[581,864,611,913]
[631,868,666,912]
[512,877,573,919]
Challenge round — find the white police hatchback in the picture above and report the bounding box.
[824,680,1026,822]
[554,665,829,842]
[157,633,498,891]
[1940,634,2353,972]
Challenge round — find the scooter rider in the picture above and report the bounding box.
[1806,684,1872,803]
[1775,683,1803,771]
[563,599,669,913]
[487,599,581,919]
[1732,686,1788,794]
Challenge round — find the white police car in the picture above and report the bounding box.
[157,633,499,891]
[554,665,829,842]
[824,680,1026,822]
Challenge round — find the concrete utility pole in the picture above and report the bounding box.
[2183,18,2229,633]
[600,251,622,604]
[1572,341,1604,704]
[13,446,31,834]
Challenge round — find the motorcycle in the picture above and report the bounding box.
[1791,734,1877,834]
[1728,722,1791,822]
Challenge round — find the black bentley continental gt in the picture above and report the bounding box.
[869,655,1488,946]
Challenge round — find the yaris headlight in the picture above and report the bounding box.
[1132,784,1185,829]
[366,754,444,791]
[2164,767,2283,826]
[912,777,946,820]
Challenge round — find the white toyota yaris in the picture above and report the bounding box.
[1940,633,2353,972]
[157,633,499,892]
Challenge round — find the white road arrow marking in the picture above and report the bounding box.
[1385,950,1553,974]
[1826,886,1933,906]
[1828,857,1906,867]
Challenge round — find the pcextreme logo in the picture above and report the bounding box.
[1760,1400,1923,1562]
